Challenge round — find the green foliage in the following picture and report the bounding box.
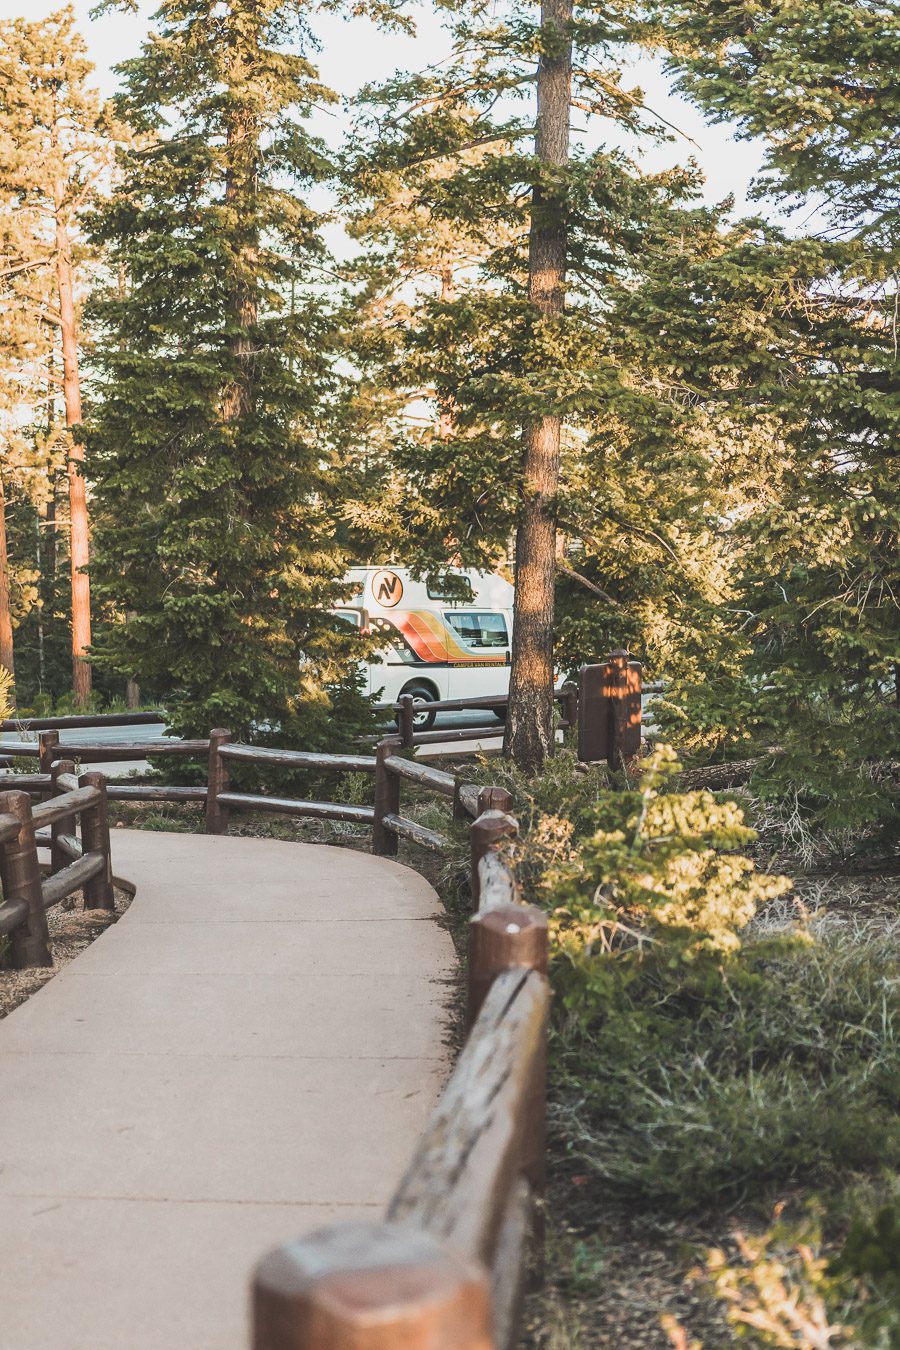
[478,750,899,1212]
[701,1212,852,1347]
[87,0,372,743]
[536,745,790,961]
[697,1200,900,1348]
[0,665,13,720]
[644,0,900,844]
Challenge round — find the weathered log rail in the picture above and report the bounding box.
[253,800,548,1349]
[379,684,579,750]
[0,651,641,863]
[1,653,643,1345]
[0,759,115,968]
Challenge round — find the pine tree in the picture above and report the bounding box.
[89,0,368,740]
[649,0,900,841]
[344,0,729,769]
[0,8,118,705]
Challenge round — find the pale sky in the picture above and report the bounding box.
[0,0,769,219]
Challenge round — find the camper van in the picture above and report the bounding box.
[334,567,514,729]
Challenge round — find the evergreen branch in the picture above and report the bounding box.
[557,562,616,603]
[0,256,53,280]
[572,68,701,147]
[404,127,536,168]
[382,73,538,127]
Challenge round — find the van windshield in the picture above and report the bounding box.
[445,611,509,649]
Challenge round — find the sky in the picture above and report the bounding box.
[0,0,769,219]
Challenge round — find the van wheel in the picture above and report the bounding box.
[397,682,439,732]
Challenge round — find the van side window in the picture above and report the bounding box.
[445,611,509,649]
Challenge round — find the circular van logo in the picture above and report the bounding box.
[371,569,404,608]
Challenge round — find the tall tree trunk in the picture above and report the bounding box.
[0,469,14,684]
[221,13,259,425]
[438,263,455,440]
[55,198,92,706]
[504,0,572,772]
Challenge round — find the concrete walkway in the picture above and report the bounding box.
[0,830,455,1350]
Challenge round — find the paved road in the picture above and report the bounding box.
[0,829,454,1349]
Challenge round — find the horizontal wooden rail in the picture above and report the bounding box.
[0,742,41,758]
[41,852,105,909]
[456,783,481,819]
[388,967,548,1266]
[379,813,448,852]
[0,896,27,936]
[411,725,505,745]
[217,792,374,825]
[31,786,100,829]
[0,809,21,844]
[0,773,53,793]
[0,769,115,964]
[383,755,456,796]
[56,832,82,862]
[218,743,377,774]
[1,710,165,732]
[49,739,209,763]
[106,785,208,803]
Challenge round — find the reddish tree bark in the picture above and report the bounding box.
[504,0,573,772]
[55,193,91,706]
[0,469,14,683]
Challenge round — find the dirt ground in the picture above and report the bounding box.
[0,884,133,1019]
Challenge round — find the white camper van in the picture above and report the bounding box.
[334,567,514,729]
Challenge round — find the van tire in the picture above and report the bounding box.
[397,682,439,732]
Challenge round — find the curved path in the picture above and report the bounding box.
[0,830,455,1350]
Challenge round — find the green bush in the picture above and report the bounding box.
[473,747,900,1214]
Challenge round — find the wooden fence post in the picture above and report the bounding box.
[577,652,642,766]
[206,728,231,835]
[560,682,578,741]
[50,758,77,875]
[397,694,415,749]
[610,649,642,765]
[467,903,548,1030]
[79,771,116,911]
[0,790,52,968]
[252,1222,492,1350]
[470,795,516,907]
[372,736,401,857]
[38,729,60,777]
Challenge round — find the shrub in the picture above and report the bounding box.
[473,746,900,1213]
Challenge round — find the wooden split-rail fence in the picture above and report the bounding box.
[0,650,642,1347]
[0,759,115,969]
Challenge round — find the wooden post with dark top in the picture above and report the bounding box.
[50,758,77,874]
[578,651,641,766]
[252,1221,492,1350]
[206,728,232,835]
[397,693,415,749]
[467,903,548,1030]
[38,729,60,777]
[372,736,401,856]
[78,771,115,911]
[470,795,516,906]
[0,790,52,968]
